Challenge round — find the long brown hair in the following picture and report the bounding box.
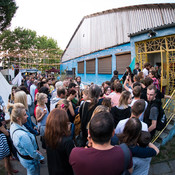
[117,117,141,146]
[118,90,131,107]
[88,84,101,110]
[10,86,17,102]
[45,109,70,149]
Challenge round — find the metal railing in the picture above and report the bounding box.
[152,90,175,143]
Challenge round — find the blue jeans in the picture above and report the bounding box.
[19,156,40,175]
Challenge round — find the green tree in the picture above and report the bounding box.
[35,35,62,71]
[0,27,63,70]
[0,27,37,50]
[0,0,18,32]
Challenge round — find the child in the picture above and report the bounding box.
[80,88,89,107]
[103,86,111,97]
[131,131,159,175]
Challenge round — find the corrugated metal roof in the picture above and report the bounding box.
[62,3,175,62]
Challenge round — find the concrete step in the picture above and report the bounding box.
[170,117,175,125]
[166,124,174,132]
[154,142,161,149]
[164,123,174,134]
[159,132,168,141]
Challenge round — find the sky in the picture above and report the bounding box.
[10,0,175,50]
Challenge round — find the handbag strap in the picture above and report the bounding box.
[81,101,86,117]
[11,128,34,160]
[120,143,130,174]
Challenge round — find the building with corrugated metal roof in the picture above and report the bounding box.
[60,3,175,94]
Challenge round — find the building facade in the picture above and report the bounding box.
[60,3,175,94]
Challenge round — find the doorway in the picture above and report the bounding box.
[72,68,76,79]
[135,34,175,95]
[147,53,161,67]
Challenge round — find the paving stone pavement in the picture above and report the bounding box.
[1,150,175,175]
[149,160,175,175]
[0,135,48,175]
[0,117,175,175]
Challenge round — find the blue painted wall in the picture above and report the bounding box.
[61,43,131,85]
[130,26,175,61]
[61,27,175,85]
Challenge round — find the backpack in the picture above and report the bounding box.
[74,113,81,137]
[144,101,167,131]
[156,106,167,131]
[74,102,86,138]
[120,143,131,175]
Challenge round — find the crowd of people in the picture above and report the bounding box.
[0,62,170,175]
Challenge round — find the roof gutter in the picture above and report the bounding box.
[128,23,175,37]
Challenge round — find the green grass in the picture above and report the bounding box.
[151,136,175,163]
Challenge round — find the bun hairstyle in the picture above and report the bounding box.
[7,103,25,123]
[36,93,47,105]
[56,99,69,110]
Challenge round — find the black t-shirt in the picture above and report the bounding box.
[0,121,2,134]
[79,101,101,142]
[141,88,164,102]
[122,72,134,83]
[110,106,131,128]
[110,76,119,83]
[67,101,76,123]
[46,136,74,175]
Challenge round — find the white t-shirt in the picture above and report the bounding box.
[143,68,149,78]
[30,84,37,102]
[115,118,148,134]
[27,94,32,106]
[130,99,148,122]
[50,97,61,111]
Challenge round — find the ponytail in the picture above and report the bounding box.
[7,103,25,123]
[88,84,101,110]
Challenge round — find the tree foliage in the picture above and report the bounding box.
[0,27,63,71]
[0,0,18,32]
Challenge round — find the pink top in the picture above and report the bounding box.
[108,92,121,107]
[152,78,160,90]
[34,88,38,101]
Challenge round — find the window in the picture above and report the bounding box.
[86,59,95,74]
[116,53,131,74]
[98,55,112,74]
[78,61,84,74]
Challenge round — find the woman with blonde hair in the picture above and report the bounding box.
[110,91,132,127]
[9,103,44,175]
[45,109,74,175]
[35,93,49,148]
[87,105,109,129]
[14,91,39,136]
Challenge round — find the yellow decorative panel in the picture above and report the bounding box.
[135,35,175,95]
